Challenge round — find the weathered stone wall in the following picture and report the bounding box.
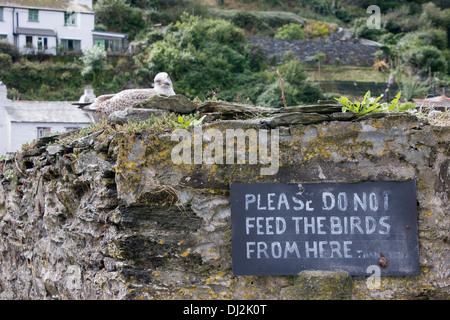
[0,99,448,300]
[247,36,379,66]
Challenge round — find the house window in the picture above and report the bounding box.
[64,11,77,26]
[26,36,33,48]
[0,7,4,21]
[0,35,7,40]
[61,39,81,51]
[37,37,48,50]
[28,9,39,22]
[37,127,51,138]
[94,39,123,52]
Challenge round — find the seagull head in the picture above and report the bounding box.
[153,72,175,96]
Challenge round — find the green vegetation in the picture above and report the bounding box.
[335,90,416,115]
[54,111,206,147]
[274,23,305,40]
[0,0,449,105]
[137,13,322,106]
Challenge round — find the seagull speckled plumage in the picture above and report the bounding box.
[84,72,175,115]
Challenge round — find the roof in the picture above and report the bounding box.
[5,100,93,123]
[0,0,94,14]
[413,95,450,107]
[15,27,57,37]
[92,31,128,39]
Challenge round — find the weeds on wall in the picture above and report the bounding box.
[335,90,416,116]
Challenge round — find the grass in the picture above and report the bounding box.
[304,65,389,82]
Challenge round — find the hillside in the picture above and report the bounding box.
[0,0,449,103]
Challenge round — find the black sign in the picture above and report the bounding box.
[230,181,419,276]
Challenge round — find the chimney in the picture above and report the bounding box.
[78,85,96,103]
[0,81,7,102]
[75,0,93,10]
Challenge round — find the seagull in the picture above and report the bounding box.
[78,72,175,115]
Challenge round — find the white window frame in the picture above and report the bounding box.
[37,127,51,138]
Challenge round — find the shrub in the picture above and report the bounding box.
[210,9,304,36]
[140,14,321,106]
[80,45,107,79]
[257,58,323,108]
[351,17,385,41]
[313,23,328,38]
[400,28,448,50]
[274,23,305,40]
[231,11,267,32]
[94,0,145,40]
[0,53,13,69]
[0,40,20,62]
[144,14,250,98]
[303,19,338,39]
[405,45,447,75]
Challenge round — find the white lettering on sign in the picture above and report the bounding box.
[242,190,392,260]
[245,193,314,211]
[245,240,353,259]
[322,191,389,211]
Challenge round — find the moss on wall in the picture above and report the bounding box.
[0,101,448,300]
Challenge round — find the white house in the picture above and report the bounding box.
[0,82,93,156]
[0,0,127,54]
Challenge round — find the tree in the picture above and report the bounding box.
[143,14,248,98]
[94,0,145,40]
[257,57,323,108]
[406,45,447,75]
[140,14,322,106]
[80,45,107,84]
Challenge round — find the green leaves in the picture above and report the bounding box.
[177,114,206,129]
[335,90,416,116]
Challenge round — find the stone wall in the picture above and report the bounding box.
[0,98,448,300]
[248,36,380,66]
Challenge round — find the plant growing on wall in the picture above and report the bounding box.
[335,90,416,116]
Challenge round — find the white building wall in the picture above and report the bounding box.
[1,6,94,54]
[9,122,85,153]
[18,33,58,55]
[57,11,95,50]
[0,7,14,42]
[0,85,12,156]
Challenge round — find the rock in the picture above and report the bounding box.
[22,147,46,158]
[108,108,167,125]
[0,108,448,300]
[46,145,63,155]
[264,112,330,127]
[278,104,342,114]
[69,130,104,149]
[35,134,60,148]
[198,101,274,120]
[282,271,353,300]
[135,94,198,114]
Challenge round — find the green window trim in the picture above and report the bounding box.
[64,11,77,26]
[0,7,4,21]
[28,9,39,22]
